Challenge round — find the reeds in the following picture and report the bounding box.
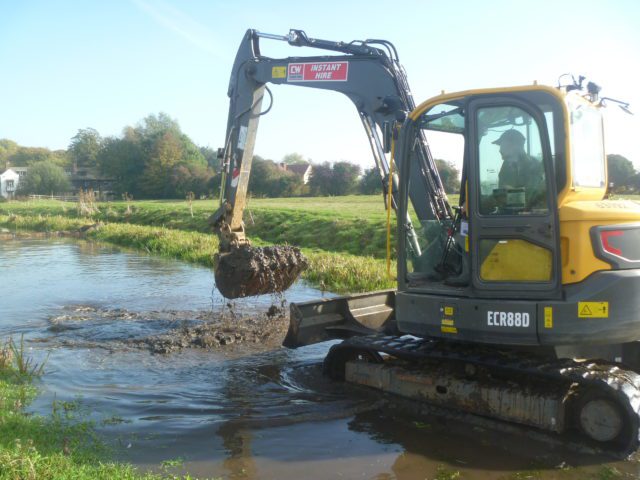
[0,335,47,381]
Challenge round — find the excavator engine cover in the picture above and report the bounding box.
[214,245,308,299]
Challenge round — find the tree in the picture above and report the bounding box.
[308,162,333,196]
[7,146,67,167]
[17,161,71,195]
[171,163,214,198]
[273,171,304,197]
[331,161,361,195]
[96,113,211,198]
[200,146,220,171]
[97,131,145,196]
[248,156,279,197]
[136,112,181,139]
[308,161,361,196]
[248,156,304,197]
[435,159,461,194]
[69,128,102,168]
[282,152,309,165]
[0,139,19,164]
[607,154,637,193]
[360,167,382,195]
[633,172,640,194]
[141,131,184,198]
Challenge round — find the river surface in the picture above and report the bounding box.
[1,238,639,479]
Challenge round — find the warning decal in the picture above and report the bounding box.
[544,306,553,328]
[272,66,286,78]
[287,61,349,82]
[578,301,609,318]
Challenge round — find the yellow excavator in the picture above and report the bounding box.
[211,29,640,453]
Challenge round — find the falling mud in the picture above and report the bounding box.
[214,245,308,299]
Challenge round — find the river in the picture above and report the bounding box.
[1,238,638,479]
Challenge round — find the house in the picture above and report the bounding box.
[277,163,313,184]
[68,167,114,200]
[0,168,21,199]
[12,166,28,180]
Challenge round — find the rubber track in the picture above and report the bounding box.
[330,334,640,454]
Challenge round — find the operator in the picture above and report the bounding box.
[492,129,547,213]
[494,130,543,190]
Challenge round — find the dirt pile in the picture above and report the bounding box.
[214,245,308,299]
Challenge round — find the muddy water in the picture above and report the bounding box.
[2,238,640,479]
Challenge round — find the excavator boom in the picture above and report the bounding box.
[211,29,451,298]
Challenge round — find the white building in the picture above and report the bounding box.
[0,168,21,199]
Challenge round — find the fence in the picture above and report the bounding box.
[28,194,78,202]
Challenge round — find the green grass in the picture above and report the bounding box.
[0,338,198,480]
[0,195,425,258]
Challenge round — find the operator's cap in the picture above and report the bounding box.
[492,129,525,146]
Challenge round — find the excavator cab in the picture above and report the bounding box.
[398,85,619,299]
[399,87,571,297]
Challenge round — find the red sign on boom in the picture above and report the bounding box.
[287,61,349,82]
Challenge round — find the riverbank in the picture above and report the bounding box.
[0,198,399,293]
[0,196,399,258]
[0,338,186,480]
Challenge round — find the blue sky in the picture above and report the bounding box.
[1,0,639,168]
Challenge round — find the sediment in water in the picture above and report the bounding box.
[214,245,308,299]
[128,308,289,354]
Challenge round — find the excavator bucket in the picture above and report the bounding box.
[283,290,397,348]
[214,245,308,299]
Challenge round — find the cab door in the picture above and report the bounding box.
[467,97,561,299]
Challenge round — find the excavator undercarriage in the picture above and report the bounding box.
[286,291,640,455]
[329,335,640,454]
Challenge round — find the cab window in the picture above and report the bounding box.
[477,106,548,215]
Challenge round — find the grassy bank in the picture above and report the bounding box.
[0,338,192,480]
[0,196,399,258]
[0,212,395,294]
[0,196,404,293]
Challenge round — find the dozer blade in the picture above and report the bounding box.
[214,245,308,299]
[283,290,397,348]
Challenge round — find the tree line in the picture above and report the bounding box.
[18,110,619,199]
[1,113,216,198]
[607,155,640,194]
[0,111,461,199]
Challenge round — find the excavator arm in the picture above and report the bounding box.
[212,29,452,298]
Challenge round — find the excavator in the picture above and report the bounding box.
[211,29,640,454]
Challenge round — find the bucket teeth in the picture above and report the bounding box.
[214,245,308,299]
